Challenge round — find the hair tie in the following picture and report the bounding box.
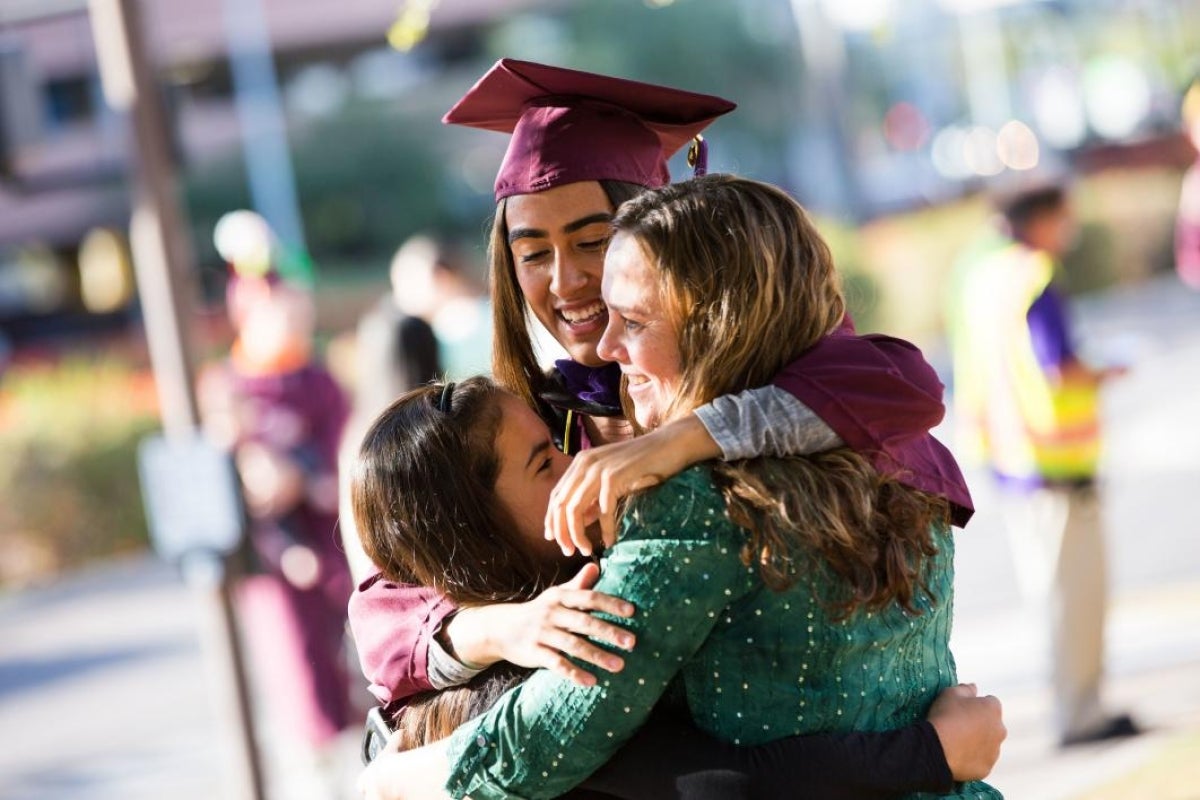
[437,382,456,413]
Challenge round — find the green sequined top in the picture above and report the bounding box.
[447,465,1001,800]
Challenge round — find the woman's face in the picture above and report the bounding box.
[505,181,615,367]
[493,392,575,561]
[596,232,683,430]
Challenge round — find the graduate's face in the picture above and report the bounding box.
[506,181,614,367]
[493,393,574,560]
[597,232,683,430]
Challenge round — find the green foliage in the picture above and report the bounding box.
[182,99,473,287]
[485,0,803,182]
[814,215,882,331]
[1060,221,1119,295]
[0,355,158,586]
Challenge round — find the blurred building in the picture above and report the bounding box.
[0,0,545,343]
[1,0,1195,343]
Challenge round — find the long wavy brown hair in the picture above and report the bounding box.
[610,174,948,616]
[488,180,646,406]
[349,376,563,606]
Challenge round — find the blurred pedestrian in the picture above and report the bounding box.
[337,235,443,582]
[1176,76,1200,290]
[946,181,1139,747]
[198,212,357,782]
[389,233,492,381]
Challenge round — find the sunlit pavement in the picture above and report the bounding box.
[0,275,1197,800]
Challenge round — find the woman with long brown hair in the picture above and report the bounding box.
[355,175,1003,800]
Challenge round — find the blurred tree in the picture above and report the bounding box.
[184,99,467,290]
[483,0,806,187]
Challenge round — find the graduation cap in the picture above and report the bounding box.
[443,58,737,201]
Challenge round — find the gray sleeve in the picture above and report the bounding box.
[426,622,487,690]
[693,385,843,461]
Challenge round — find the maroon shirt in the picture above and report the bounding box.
[350,326,974,706]
[349,575,457,706]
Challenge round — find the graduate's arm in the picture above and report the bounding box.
[349,568,637,704]
[548,389,839,555]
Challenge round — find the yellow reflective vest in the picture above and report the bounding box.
[948,241,1101,482]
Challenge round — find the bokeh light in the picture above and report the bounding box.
[883,102,931,152]
[1032,66,1088,150]
[930,125,972,180]
[996,119,1040,171]
[962,125,1004,176]
[78,228,134,314]
[1083,55,1152,140]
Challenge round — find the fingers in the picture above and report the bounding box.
[557,587,635,620]
[568,507,594,557]
[552,603,635,645]
[547,461,592,556]
[560,463,601,557]
[541,627,627,673]
[548,445,660,554]
[564,562,601,591]
[540,649,599,687]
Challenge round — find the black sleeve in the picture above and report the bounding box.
[577,710,954,800]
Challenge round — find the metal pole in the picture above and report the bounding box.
[221,0,312,284]
[87,2,266,798]
[88,0,198,437]
[788,0,866,221]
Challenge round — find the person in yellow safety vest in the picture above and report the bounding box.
[946,181,1140,748]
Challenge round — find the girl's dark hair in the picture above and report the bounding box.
[487,180,646,405]
[611,174,947,616]
[391,664,530,751]
[349,376,560,605]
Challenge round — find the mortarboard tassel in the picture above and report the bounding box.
[687,135,709,177]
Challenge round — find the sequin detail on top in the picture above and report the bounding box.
[446,465,1001,800]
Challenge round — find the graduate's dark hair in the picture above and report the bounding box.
[487,180,646,407]
[611,174,948,616]
[350,376,559,605]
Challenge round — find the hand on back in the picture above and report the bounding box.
[446,563,636,687]
[545,415,721,556]
[927,683,1006,782]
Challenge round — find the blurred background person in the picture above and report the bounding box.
[337,232,492,581]
[338,235,443,581]
[389,233,493,382]
[1177,76,1200,290]
[945,181,1138,748]
[352,234,444,419]
[197,211,357,792]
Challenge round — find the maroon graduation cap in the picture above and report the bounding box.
[443,58,737,201]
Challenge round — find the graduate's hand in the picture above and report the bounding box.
[545,414,721,555]
[358,736,452,800]
[443,563,636,686]
[927,683,1006,782]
